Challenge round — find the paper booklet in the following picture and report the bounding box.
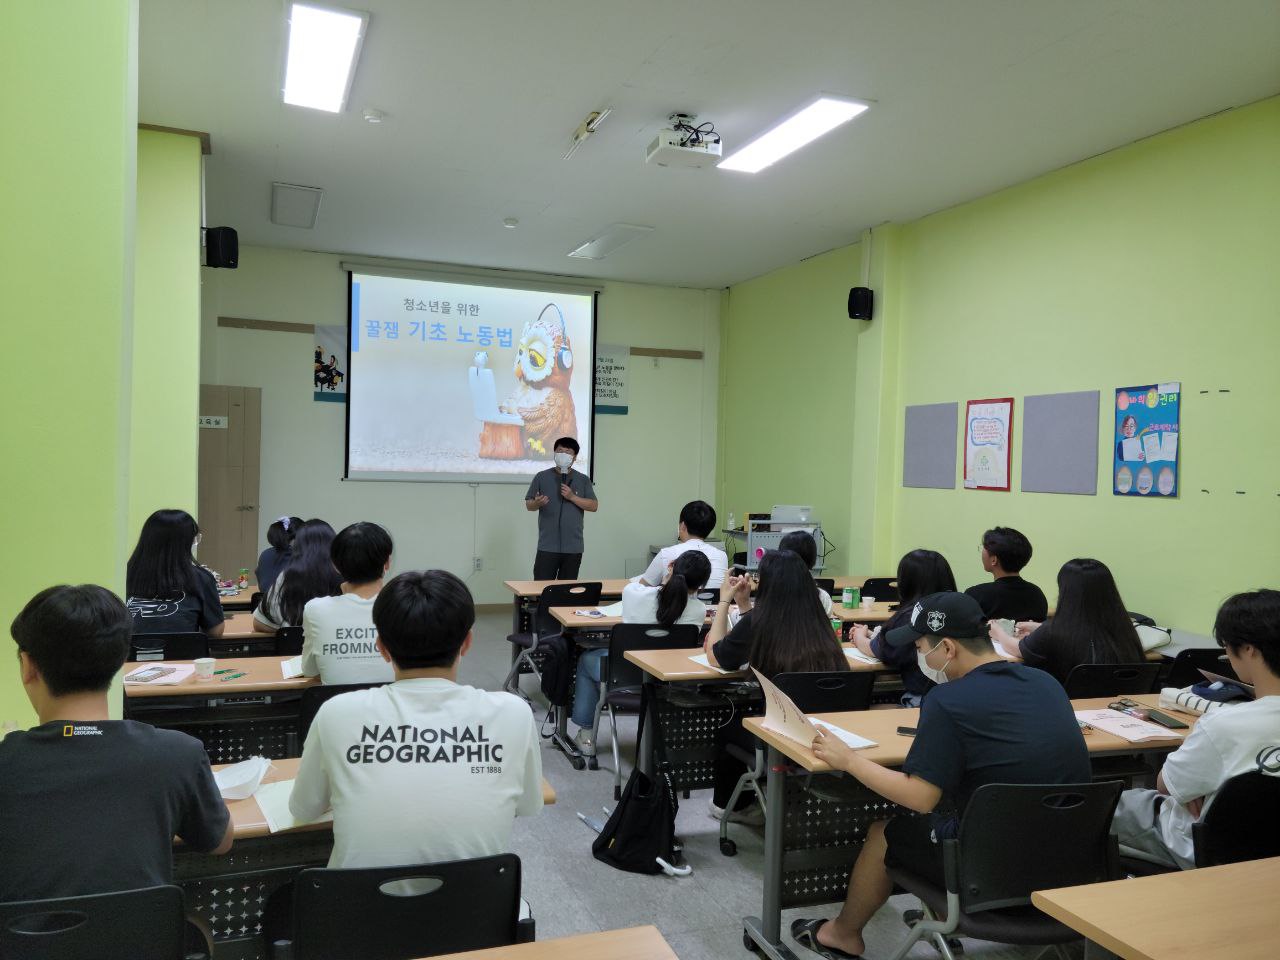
[253,779,334,834]
[752,668,877,752]
[1074,709,1184,743]
[123,664,196,685]
[689,652,737,675]
[280,655,304,679]
[845,647,881,666]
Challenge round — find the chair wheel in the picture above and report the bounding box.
[903,909,924,927]
[742,929,759,952]
[947,937,964,956]
[570,755,585,770]
[720,837,737,856]
[586,756,599,770]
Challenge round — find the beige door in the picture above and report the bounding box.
[198,385,262,581]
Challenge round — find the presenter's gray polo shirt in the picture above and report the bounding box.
[525,468,596,553]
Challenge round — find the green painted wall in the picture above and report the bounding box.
[717,244,861,573]
[0,1,138,728]
[130,130,202,536]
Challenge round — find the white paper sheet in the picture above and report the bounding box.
[1160,432,1178,461]
[1121,437,1143,461]
[253,779,333,834]
[1142,433,1163,463]
[845,648,881,666]
[810,719,877,750]
[597,601,624,617]
[280,655,304,679]
[1075,709,1184,743]
[213,756,272,800]
[689,652,736,675]
[123,664,196,685]
[752,668,877,752]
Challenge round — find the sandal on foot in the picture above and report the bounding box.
[790,918,864,960]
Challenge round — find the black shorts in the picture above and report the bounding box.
[883,815,945,887]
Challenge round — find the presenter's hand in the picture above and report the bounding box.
[559,483,574,501]
[531,493,551,509]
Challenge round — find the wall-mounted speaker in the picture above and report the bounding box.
[205,226,239,269]
[848,286,873,320]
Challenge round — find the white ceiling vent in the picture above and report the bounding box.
[271,182,324,228]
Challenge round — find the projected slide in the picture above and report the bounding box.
[347,271,595,481]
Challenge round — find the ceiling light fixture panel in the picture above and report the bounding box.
[283,2,369,113]
[719,96,869,173]
[567,223,653,260]
[271,182,324,228]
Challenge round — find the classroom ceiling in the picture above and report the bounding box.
[139,0,1280,289]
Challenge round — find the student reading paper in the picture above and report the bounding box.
[790,592,1088,960]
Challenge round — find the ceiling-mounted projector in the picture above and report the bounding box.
[645,114,722,168]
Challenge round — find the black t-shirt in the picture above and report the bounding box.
[0,720,229,901]
[871,605,934,697]
[255,546,291,594]
[902,661,1090,837]
[964,576,1048,622]
[127,566,224,634]
[712,610,754,671]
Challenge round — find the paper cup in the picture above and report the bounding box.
[194,657,216,679]
[860,596,875,609]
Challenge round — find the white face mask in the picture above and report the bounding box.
[917,638,951,685]
[553,452,573,469]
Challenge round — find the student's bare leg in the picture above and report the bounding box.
[817,819,892,955]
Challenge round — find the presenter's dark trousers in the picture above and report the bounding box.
[534,550,582,580]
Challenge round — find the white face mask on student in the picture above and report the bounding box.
[917,638,951,685]
[553,452,573,469]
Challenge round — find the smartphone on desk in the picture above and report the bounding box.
[1144,708,1189,730]
[896,726,917,737]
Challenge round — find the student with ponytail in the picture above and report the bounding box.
[570,551,712,752]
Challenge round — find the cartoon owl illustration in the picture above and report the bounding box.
[497,303,578,456]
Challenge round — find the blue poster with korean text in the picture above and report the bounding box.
[1113,382,1179,497]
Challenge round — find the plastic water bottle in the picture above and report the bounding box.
[727,512,736,532]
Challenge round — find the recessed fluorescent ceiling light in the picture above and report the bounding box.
[719,96,868,173]
[283,3,368,113]
[567,223,654,260]
[271,182,324,228]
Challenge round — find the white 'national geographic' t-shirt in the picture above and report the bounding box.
[300,593,395,685]
[289,678,544,868]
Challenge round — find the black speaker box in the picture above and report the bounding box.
[205,226,239,268]
[848,286,873,320]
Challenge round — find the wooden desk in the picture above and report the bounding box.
[829,601,896,623]
[625,645,884,682]
[219,583,256,610]
[1032,857,1280,960]
[222,610,274,640]
[218,757,556,841]
[504,574,867,600]
[124,655,318,698]
[429,925,677,960]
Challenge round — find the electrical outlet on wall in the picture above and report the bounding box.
[473,557,483,572]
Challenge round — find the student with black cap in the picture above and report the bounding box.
[790,592,1089,960]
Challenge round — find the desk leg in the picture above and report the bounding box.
[636,674,655,778]
[547,628,585,770]
[743,744,800,960]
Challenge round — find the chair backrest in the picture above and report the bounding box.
[275,626,305,656]
[249,590,263,612]
[957,781,1121,913]
[128,632,208,662]
[695,586,720,604]
[860,577,900,603]
[605,623,702,691]
[1062,662,1161,698]
[774,671,875,713]
[290,854,521,960]
[299,682,390,743]
[812,578,835,597]
[1193,770,1280,867]
[1166,647,1236,689]
[0,884,186,960]
[533,582,602,636]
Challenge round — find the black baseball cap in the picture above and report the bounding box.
[884,592,989,648]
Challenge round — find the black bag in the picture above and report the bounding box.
[537,634,574,706]
[591,686,680,874]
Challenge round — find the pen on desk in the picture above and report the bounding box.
[213,668,235,675]
[220,672,247,682]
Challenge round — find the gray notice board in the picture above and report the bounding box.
[1021,390,1100,495]
[903,402,958,489]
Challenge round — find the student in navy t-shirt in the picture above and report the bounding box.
[790,592,1089,960]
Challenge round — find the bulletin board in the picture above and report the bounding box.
[964,397,1013,491]
[1114,382,1180,497]
[902,402,959,489]
[1021,390,1100,495]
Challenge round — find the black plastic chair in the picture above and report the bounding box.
[249,591,264,613]
[280,854,524,960]
[1193,770,1280,867]
[589,623,702,795]
[885,781,1122,960]
[695,586,721,604]
[861,576,900,604]
[502,582,602,698]
[297,682,389,745]
[0,884,192,960]
[1165,647,1236,689]
[721,670,876,856]
[128,632,208,662]
[1062,662,1161,698]
[275,626,305,656]
[813,578,835,596]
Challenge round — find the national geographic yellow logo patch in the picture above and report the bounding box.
[63,725,73,737]
[62,724,103,738]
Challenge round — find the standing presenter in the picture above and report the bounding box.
[524,436,598,579]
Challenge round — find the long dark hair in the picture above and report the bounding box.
[1037,558,1142,677]
[897,549,957,604]
[655,551,711,626]
[126,509,203,599]
[748,550,848,679]
[275,519,343,625]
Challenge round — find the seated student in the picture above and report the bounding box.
[637,499,729,588]
[290,569,544,867]
[571,551,712,754]
[964,525,1048,622]
[705,549,849,822]
[1,585,232,903]
[777,530,834,615]
[991,558,1143,685]
[851,548,957,706]
[255,514,302,594]
[125,508,225,637]
[1111,589,1280,870]
[254,519,343,632]
[792,592,1090,959]
[300,521,395,685]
